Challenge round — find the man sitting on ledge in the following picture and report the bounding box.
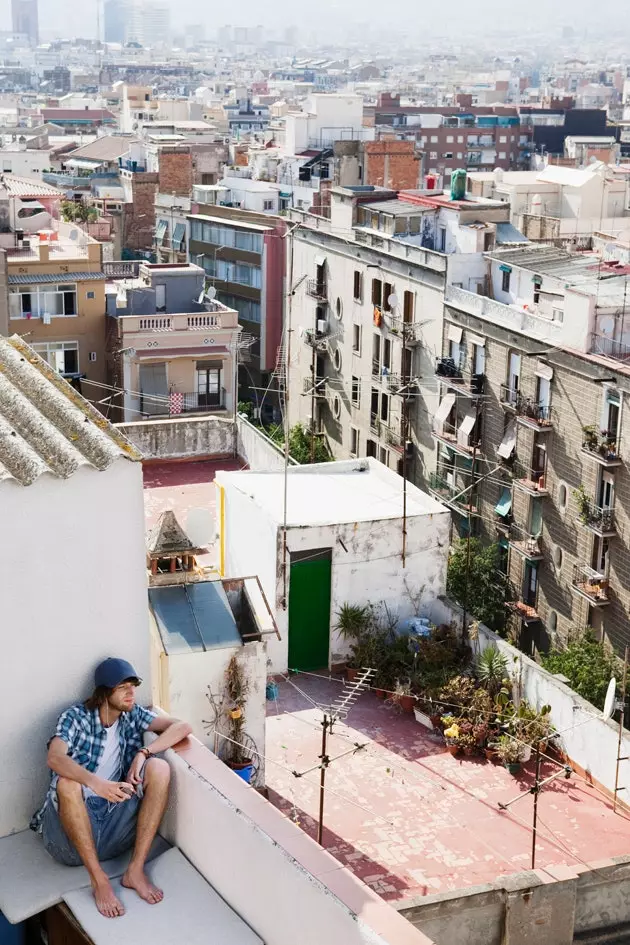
[31,658,192,919]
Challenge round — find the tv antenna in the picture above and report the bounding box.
[290,667,376,845]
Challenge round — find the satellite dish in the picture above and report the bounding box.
[388,293,399,310]
[186,508,215,548]
[599,316,615,335]
[196,289,205,304]
[603,677,617,721]
[205,286,217,300]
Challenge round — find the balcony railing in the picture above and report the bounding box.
[306,279,327,301]
[140,388,226,417]
[432,418,482,455]
[500,385,553,428]
[104,261,140,278]
[128,311,227,332]
[576,495,616,535]
[512,459,549,495]
[303,376,327,397]
[508,524,544,561]
[590,332,630,363]
[428,472,480,515]
[436,357,485,396]
[382,424,405,451]
[507,600,541,623]
[572,564,611,606]
[581,428,622,466]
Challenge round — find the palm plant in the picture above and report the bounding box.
[475,646,509,696]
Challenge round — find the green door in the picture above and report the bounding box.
[288,553,332,671]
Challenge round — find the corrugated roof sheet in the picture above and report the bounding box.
[2,174,64,198]
[495,222,529,244]
[0,335,140,486]
[149,582,241,655]
[67,135,138,162]
[8,272,106,285]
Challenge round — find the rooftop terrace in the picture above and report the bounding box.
[266,675,630,902]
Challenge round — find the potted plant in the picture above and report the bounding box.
[573,484,591,523]
[475,646,509,697]
[582,425,598,451]
[223,655,254,783]
[496,735,522,775]
[443,722,461,755]
[392,679,415,714]
[458,733,477,756]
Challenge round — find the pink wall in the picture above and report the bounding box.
[261,222,286,373]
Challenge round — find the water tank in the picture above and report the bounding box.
[493,167,504,184]
[450,168,467,201]
[425,174,437,191]
[531,193,543,215]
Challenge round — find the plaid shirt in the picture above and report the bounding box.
[30,702,156,832]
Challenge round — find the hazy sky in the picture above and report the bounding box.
[0,0,627,41]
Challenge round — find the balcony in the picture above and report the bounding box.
[382,423,405,452]
[500,386,553,431]
[590,332,630,363]
[507,600,541,624]
[508,525,544,562]
[129,311,226,332]
[571,564,611,606]
[581,428,622,467]
[428,471,480,516]
[303,376,327,397]
[432,417,482,457]
[306,279,327,301]
[140,388,227,418]
[577,501,616,537]
[104,260,140,279]
[512,459,549,496]
[43,172,92,189]
[435,357,485,397]
[387,315,422,344]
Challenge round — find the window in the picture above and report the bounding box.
[457,152,463,159]
[335,297,343,320]
[549,611,557,634]
[87,291,95,299]
[484,232,493,251]
[332,393,341,420]
[353,270,363,302]
[472,343,485,375]
[444,152,453,159]
[333,347,342,371]
[204,256,262,288]
[499,135,507,143]
[457,136,464,143]
[507,351,521,399]
[196,362,222,408]
[366,439,376,457]
[603,389,621,439]
[379,446,388,466]
[352,323,361,353]
[217,294,261,323]
[430,151,438,160]
[498,151,506,159]
[430,135,438,143]
[594,536,610,575]
[552,545,563,569]
[370,388,379,427]
[371,278,382,307]
[2,161,11,172]
[439,227,446,252]
[403,290,414,324]
[350,427,359,456]
[501,268,511,293]
[32,341,78,374]
[9,284,77,319]
[558,482,568,511]
[383,338,392,371]
[190,219,262,254]
[446,135,454,143]
[351,376,361,406]
[380,392,389,423]
[382,282,394,312]
[372,334,381,375]
[263,200,274,211]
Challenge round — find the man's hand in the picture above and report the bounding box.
[89,778,133,803]
[126,752,147,787]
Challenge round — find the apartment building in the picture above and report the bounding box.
[187,198,286,402]
[2,176,108,386]
[106,261,240,422]
[431,244,630,655]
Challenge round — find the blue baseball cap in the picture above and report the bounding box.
[94,658,141,689]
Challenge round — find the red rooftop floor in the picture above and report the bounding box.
[142,458,246,567]
[266,675,630,903]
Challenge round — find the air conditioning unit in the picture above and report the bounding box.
[316,319,327,335]
[89,352,97,362]
[41,313,51,325]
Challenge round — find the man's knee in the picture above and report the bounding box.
[144,757,170,785]
[57,777,83,800]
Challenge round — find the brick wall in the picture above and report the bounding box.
[363,139,421,190]
[124,172,158,252]
[158,148,193,196]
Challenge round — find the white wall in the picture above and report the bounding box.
[219,475,450,673]
[0,461,150,837]
[0,149,51,179]
[151,619,267,784]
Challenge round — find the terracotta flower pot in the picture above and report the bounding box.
[375,688,386,699]
[446,744,460,756]
[485,748,498,762]
[399,694,415,714]
[346,668,358,682]
[229,707,243,720]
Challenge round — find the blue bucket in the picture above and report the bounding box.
[233,763,254,784]
[266,681,279,701]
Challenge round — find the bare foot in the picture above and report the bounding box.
[121,867,163,905]
[92,877,125,918]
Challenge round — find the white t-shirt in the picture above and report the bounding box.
[85,719,121,797]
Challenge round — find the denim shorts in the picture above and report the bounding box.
[41,788,142,867]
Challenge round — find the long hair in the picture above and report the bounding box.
[84,685,112,712]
